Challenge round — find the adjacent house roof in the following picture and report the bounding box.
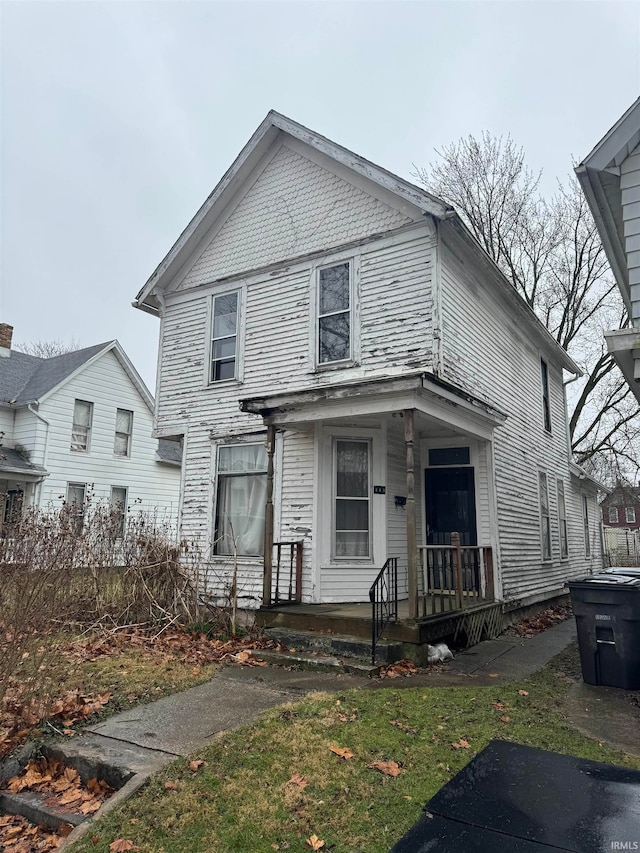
[0,341,154,412]
[575,97,640,315]
[156,438,182,465]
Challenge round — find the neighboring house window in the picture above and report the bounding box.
[540,359,551,433]
[583,495,591,557]
[539,473,551,560]
[110,486,127,537]
[608,506,619,524]
[71,400,93,452]
[557,480,568,559]
[214,443,267,556]
[334,439,370,558]
[210,291,239,382]
[625,507,636,524]
[66,482,86,533]
[114,409,133,457]
[318,262,351,364]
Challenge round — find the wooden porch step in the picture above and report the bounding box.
[263,627,405,665]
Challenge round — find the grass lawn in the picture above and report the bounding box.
[73,646,640,853]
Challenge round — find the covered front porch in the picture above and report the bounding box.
[242,372,506,654]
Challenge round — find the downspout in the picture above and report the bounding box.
[27,404,50,506]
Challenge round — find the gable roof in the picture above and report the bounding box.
[0,341,155,412]
[134,111,580,374]
[575,97,640,312]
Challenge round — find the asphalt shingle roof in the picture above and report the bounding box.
[0,446,48,476]
[157,438,182,464]
[0,343,111,405]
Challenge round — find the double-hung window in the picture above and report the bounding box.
[557,479,568,559]
[540,359,551,433]
[318,262,352,364]
[211,291,239,382]
[66,482,86,534]
[539,472,551,560]
[334,439,370,558]
[625,507,636,524]
[110,486,127,537]
[114,409,133,457]
[583,495,591,557]
[71,400,93,452]
[214,443,267,556]
[609,506,619,524]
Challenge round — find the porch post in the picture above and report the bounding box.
[262,424,276,606]
[404,408,419,619]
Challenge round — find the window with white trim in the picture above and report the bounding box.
[557,479,568,559]
[626,506,636,524]
[539,472,551,560]
[609,506,619,524]
[110,486,127,537]
[114,409,133,457]
[71,400,93,452]
[214,443,267,556]
[66,482,86,534]
[334,439,370,558]
[541,359,551,433]
[318,262,352,364]
[210,291,239,382]
[583,495,591,557]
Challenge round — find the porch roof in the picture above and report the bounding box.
[240,371,507,438]
[0,447,48,481]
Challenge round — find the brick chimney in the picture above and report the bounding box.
[0,324,13,357]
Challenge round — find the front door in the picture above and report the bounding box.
[425,467,477,546]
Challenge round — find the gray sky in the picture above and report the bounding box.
[2,0,639,392]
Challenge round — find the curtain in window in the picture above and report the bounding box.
[215,444,267,556]
[72,401,92,451]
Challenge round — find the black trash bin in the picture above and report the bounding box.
[568,574,640,690]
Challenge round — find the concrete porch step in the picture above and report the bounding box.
[263,626,404,665]
[252,648,380,677]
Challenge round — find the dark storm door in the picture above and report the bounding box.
[425,467,477,546]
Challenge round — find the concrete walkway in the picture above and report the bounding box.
[51,617,640,848]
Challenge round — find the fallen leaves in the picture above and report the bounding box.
[109,840,141,852]
[329,744,353,760]
[390,719,417,734]
[451,738,471,749]
[0,812,68,852]
[306,834,325,850]
[287,773,308,789]
[188,759,206,773]
[368,760,403,777]
[506,603,572,638]
[5,756,114,817]
[378,659,418,679]
[519,689,529,697]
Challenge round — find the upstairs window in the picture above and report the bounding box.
[211,291,239,382]
[318,262,351,364]
[626,506,636,524]
[71,400,93,452]
[114,409,133,457]
[609,506,619,524]
[540,359,551,433]
[539,472,551,560]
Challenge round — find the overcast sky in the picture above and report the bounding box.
[2,0,639,392]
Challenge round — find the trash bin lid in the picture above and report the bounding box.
[569,573,640,588]
[605,567,640,578]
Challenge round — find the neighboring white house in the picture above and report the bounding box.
[576,97,640,405]
[0,325,181,530]
[133,111,602,629]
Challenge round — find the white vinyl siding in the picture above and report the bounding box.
[71,400,93,452]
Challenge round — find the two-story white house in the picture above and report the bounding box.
[0,325,181,530]
[133,112,602,655]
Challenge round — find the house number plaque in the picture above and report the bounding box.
[373,485,386,494]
